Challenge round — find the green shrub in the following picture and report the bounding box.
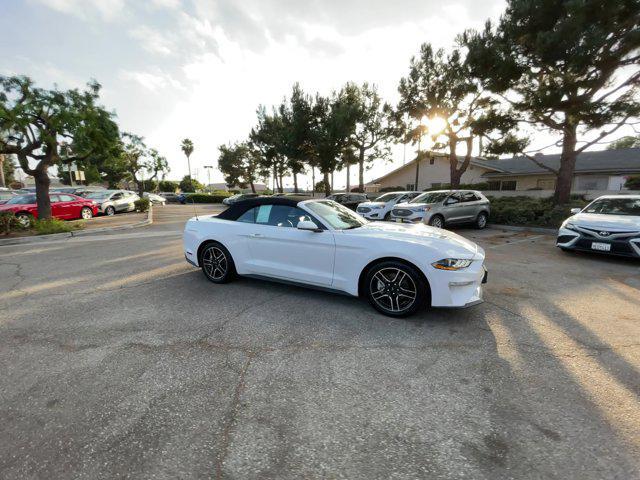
[134,197,150,212]
[486,196,588,228]
[184,192,233,203]
[423,182,490,191]
[32,218,83,235]
[379,185,406,192]
[624,175,640,190]
[0,212,26,235]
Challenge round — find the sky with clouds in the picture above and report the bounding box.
[3,0,634,189]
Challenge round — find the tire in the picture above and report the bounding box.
[383,212,391,221]
[80,207,93,220]
[429,215,445,229]
[16,213,33,228]
[365,260,428,317]
[475,211,488,229]
[105,206,116,216]
[200,242,236,284]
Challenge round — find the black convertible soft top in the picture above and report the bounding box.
[217,195,317,221]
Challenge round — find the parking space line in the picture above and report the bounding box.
[487,234,545,249]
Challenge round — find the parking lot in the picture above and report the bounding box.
[0,204,638,479]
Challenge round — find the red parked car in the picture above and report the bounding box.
[0,193,99,226]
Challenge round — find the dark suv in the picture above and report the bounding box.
[326,193,368,210]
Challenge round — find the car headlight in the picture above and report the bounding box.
[562,221,577,231]
[432,258,473,270]
[414,206,431,212]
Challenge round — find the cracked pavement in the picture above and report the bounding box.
[0,204,639,479]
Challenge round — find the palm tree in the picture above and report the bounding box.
[181,138,194,180]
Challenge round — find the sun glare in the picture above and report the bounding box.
[424,115,447,135]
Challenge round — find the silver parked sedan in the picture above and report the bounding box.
[85,190,140,216]
[391,190,490,229]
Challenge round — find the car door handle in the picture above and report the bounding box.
[249,233,264,238]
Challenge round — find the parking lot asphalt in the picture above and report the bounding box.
[0,204,639,479]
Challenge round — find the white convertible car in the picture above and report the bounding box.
[183,196,487,317]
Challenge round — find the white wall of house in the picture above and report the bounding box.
[370,155,493,191]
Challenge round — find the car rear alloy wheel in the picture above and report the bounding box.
[365,261,427,317]
[476,212,488,229]
[429,215,444,228]
[81,207,93,220]
[105,206,115,216]
[201,243,235,283]
[16,213,32,228]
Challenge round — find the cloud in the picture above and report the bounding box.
[119,69,184,92]
[32,0,126,21]
[129,25,174,55]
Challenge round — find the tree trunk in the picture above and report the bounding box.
[449,137,461,189]
[554,124,578,205]
[331,171,334,192]
[250,180,256,193]
[0,155,5,188]
[358,147,365,192]
[137,181,144,197]
[346,163,350,193]
[311,167,315,197]
[293,173,299,193]
[323,172,331,196]
[414,136,421,190]
[278,168,284,193]
[34,171,52,220]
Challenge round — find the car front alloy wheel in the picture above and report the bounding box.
[365,261,427,317]
[105,206,115,216]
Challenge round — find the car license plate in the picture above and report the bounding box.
[591,242,611,252]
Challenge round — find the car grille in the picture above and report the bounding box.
[573,237,638,256]
[357,207,371,213]
[393,209,412,217]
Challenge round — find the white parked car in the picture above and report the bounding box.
[557,195,640,258]
[355,191,421,221]
[183,196,487,317]
[143,192,167,205]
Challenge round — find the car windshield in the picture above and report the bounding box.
[304,200,369,230]
[374,193,402,203]
[410,192,449,204]
[6,194,36,204]
[583,198,640,216]
[85,192,112,199]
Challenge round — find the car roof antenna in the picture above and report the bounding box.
[190,195,199,221]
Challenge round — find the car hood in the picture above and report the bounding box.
[342,221,483,258]
[358,201,386,208]
[568,213,640,231]
[394,202,434,210]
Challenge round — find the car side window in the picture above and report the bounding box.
[59,195,75,202]
[111,193,123,200]
[236,205,315,228]
[461,192,477,203]
[446,194,461,205]
[50,195,61,203]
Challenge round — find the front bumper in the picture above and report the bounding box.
[556,226,640,258]
[357,209,385,220]
[391,211,425,223]
[429,261,487,308]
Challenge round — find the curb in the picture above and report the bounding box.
[0,206,153,246]
[488,223,557,235]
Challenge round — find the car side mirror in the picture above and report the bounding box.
[570,208,581,214]
[297,220,321,232]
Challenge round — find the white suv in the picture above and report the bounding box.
[355,191,421,221]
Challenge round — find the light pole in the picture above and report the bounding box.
[204,165,213,192]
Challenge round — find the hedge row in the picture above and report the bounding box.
[487,196,588,228]
[184,192,233,203]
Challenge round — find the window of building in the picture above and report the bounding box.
[405,183,415,191]
[429,157,435,165]
[536,178,556,189]
[431,182,442,188]
[500,181,517,191]
[575,176,609,191]
[486,181,500,191]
